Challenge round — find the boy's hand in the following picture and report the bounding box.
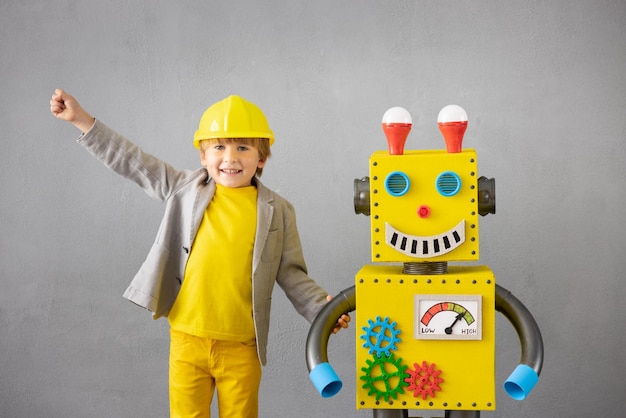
[50,89,95,133]
[326,295,351,334]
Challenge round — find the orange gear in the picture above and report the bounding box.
[404,361,444,400]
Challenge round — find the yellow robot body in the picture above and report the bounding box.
[308,105,541,416]
[355,264,495,411]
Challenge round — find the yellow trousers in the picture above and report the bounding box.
[169,329,262,418]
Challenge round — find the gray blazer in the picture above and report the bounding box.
[78,120,328,365]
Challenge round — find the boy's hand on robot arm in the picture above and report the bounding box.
[50,89,95,133]
[326,295,351,334]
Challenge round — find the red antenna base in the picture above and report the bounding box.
[438,121,468,153]
[383,123,412,155]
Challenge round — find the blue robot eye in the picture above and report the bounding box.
[436,171,461,196]
[385,171,410,196]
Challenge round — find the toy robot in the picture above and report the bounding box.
[306,105,544,418]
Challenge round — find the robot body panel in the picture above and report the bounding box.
[355,265,495,411]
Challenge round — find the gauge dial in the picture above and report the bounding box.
[415,295,482,340]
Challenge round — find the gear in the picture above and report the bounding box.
[404,361,444,400]
[360,353,409,402]
[360,316,402,357]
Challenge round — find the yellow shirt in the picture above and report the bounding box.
[168,184,257,341]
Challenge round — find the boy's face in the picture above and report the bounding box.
[200,140,266,188]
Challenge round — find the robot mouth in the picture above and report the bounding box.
[385,220,465,258]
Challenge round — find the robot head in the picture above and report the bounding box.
[355,105,495,263]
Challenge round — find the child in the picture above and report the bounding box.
[50,89,350,418]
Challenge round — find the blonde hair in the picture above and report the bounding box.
[199,137,272,177]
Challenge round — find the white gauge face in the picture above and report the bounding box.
[415,294,482,340]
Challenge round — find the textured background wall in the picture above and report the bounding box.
[1,1,625,417]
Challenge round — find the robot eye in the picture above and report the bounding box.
[436,171,461,196]
[385,171,410,196]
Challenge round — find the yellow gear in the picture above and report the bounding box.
[193,95,274,148]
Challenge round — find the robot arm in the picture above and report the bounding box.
[496,284,544,400]
[305,286,356,398]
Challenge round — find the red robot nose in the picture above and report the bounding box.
[418,205,431,218]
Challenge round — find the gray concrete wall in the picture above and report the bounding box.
[1,1,624,417]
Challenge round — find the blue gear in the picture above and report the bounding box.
[360,316,402,357]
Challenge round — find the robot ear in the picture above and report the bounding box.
[478,176,496,216]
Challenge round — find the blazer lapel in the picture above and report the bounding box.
[188,176,215,250]
[253,181,274,273]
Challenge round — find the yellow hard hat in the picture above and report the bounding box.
[193,95,274,148]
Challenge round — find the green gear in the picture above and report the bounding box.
[360,353,409,402]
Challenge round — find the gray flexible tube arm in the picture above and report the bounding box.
[495,284,544,375]
[306,285,356,373]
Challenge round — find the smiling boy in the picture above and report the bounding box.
[50,89,349,418]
